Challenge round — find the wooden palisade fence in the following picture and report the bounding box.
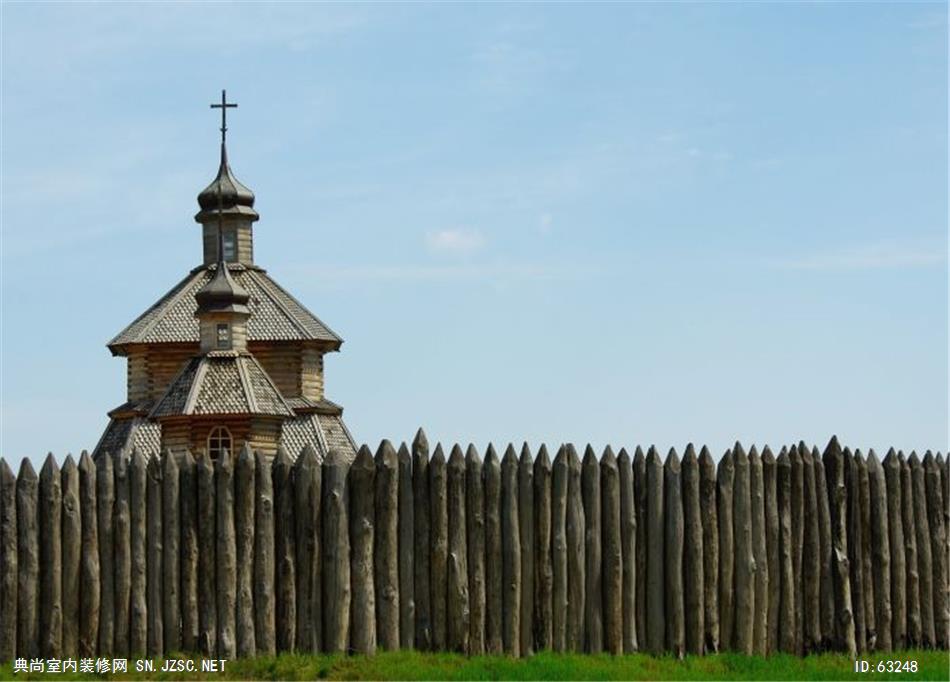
[0,433,948,661]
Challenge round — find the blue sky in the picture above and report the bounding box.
[1,1,947,467]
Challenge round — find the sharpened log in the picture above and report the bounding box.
[483,445,503,654]
[398,444,415,650]
[823,437,855,656]
[777,448,795,654]
[664,448,684,658]
[0,460,17,662]
[845,449,866,653]
[883,449,906,650]
[162,451,181,653]
[857,452,876,649]
[254,451,276,655]
[683,446,704,656]
[601,447,623,656]
[146,455,163,656]
[375,441,400,651]
[447,445,469,654]
[467,445,485,654]
[750,447,768,656]
[647,446,665,654]
[293,446,317,653]
[273,447,296,653]
[717,449,735,651]
[815,449,834,650]
[618,448,638,654]
[179,451,198,654]
[801,445,820,654]
[762,447,779,655]
[790,445,804,654]
[430,445,448,651]
[235,445,257,657]
[501,445,521,656]
[519,444,536,655]
[16,460,38,658]
[113,454,130,657]
[699,447,719,654]
[322,449,350,653]
[924,452,948,648]
[349,445,377,655]
[900,454,921,648]
[129,450,148,656]
[61,456,80,657]
[215,454,235,659]
[868,450,892,651]
[535,445,553,652]
[633,447,647,651]
[582,446,603,653]
[412,429,431,650]
[551,446,569,652]
[732,444,753,656]
[910,453,934,648]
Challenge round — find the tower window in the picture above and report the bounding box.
[216,323,231,349]
[208,426,232,460]
[222,231,236,261]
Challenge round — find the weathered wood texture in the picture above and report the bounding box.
[412,430,431,651]
[1,438,946,662]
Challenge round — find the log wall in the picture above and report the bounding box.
[0,435,946,661]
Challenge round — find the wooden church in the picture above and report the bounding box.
[93,93,356,462]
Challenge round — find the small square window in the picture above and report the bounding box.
[216,323,230,349]
[222,232,236,261]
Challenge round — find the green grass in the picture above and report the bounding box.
[1,649,947,680]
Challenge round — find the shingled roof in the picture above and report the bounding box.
[108,265,341,352]
[151,353,294,418]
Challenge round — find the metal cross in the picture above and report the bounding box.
[210,89,238,144]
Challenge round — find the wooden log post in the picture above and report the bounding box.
[682,446,703,656]
[601,446,623,656]
[565,445,585,653]
[551,446,569,653]
[924,452,949,648]
[375,441,400,651]
[868,450,892,651]
[801,445,821,654]
[273,447,296,653]
[16,459,38,658]
[814,448,834,650]
[732,444,754,656]
[789,445,804,654]
[664,448,685,658]
[823,437,856,656]
[467,445,486,655]
[162,451,181,654]
[398,443,415,650]
[322,449,351,653]
[430,445,448,651]
[883,449,906,650]
[349,445,377,655]
[129,450,148,655]
[38,454,63,658]
[254,451,276,655]
[776,448,795,654]
[0,460,17,662]
[311,447,324,654]
[618,447,638,654]
[146,454,163,656]
[857,451,876,650]
[61,456,80,657]
[699,446,719,654]
[762,446,780,655]
[749,447,768,656]
[535,445,553,652]
[582,445,603,654]
[179,450,199,654]
[633,447,647,651]
[113,453,130,657]
[519,444,536,655]
[483,445,503,654]
[900,453,921,648]
[235,444,257,658]
[411,429,431,651]
[215,453,236,659]
[717,448,735,651]
[646,446,666,654]
[910,453,934,648]
[294,445,319,653]
[501,444,522,656]
[845,448,867,653]
[447,445,470,654]
[196,451,217,656]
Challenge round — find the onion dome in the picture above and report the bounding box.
[195,144,259,223]
[195,263,250,315]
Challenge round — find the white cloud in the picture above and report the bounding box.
[539,213,553,233]
[425,228,485,255]
[773,239,946,271]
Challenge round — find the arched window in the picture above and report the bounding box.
[208,426,232,460]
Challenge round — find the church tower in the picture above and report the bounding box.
[94,91,356,462]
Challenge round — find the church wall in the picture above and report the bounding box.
[249,342,302,398]
[199,315,248,354]
[202,220,254,265]
[126,344,197,405]
[300,347,325,401]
